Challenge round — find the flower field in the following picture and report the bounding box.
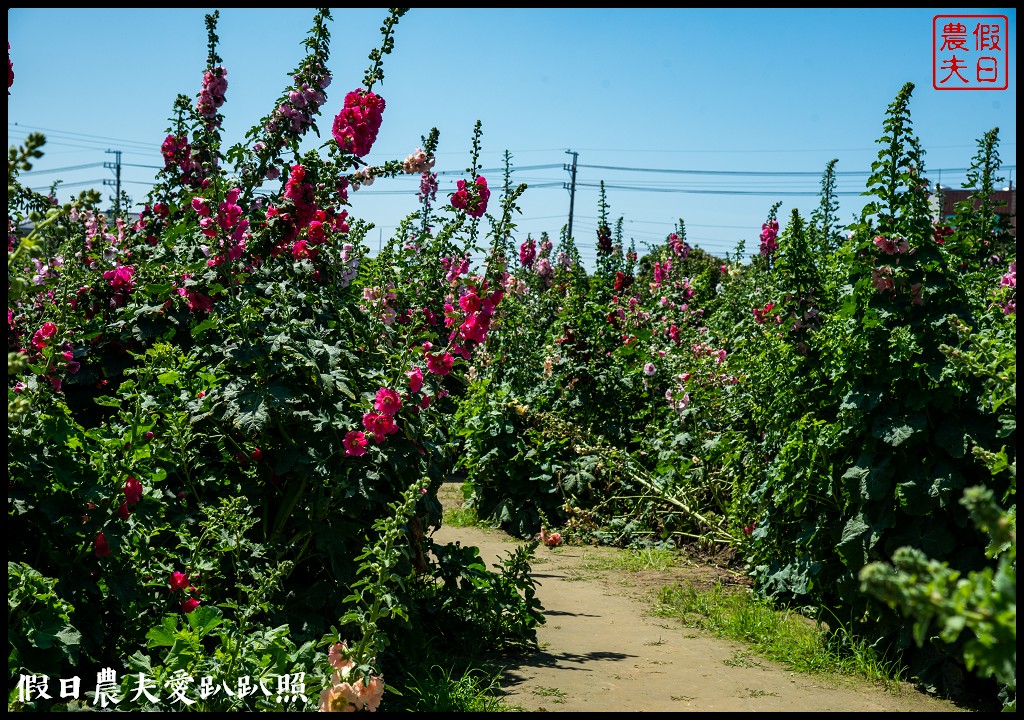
[7,9,1015,713]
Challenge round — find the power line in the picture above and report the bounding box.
[574,182,865,197]
[576,162,1005,177]
[20,162,105,174]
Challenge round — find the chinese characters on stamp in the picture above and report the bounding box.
[934,15,1009,90]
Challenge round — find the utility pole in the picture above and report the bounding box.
[103,149,122,216]
[564,149,578,243]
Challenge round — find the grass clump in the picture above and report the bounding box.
[654,581,906,691]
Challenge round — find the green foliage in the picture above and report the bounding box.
[860,487,1015,711]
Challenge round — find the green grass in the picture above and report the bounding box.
[389,662,523,712]
[653,581,906,691]
[443,503,482,527]
[579,546,679,573]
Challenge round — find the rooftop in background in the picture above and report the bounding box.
[932,184,1017,238]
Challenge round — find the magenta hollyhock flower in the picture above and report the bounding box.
[116,502,130,520]
[374,387,402,416]
[459,314,488,344]
[406,366,424,394]
[332,89,385,157]
[94,532,111,558]
[450,177,491,218]
[759,220,779,256]
[30,321,58,351]
[103,265,135,293]
[181,597,201,613]
[191,197,211,216]
[519,237,537,269]
[362,411,398,443]
[470,177,490,217]
[458,291,481,314]
[425,351,454,377]
[169,571,189,591]
[187,290,213,314]
[124,476,143,506]
[343,430,368,457]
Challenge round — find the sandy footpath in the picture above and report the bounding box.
[429,483,966,713]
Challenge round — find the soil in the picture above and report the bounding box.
[428,483,969,713]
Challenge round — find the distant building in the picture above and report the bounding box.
[930,184,1016,239]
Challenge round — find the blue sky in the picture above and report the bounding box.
[7,8,1017,268]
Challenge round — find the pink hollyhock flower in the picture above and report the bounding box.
[759,220,779,256]
[643,363,656,377]
[519,238,537,269]
[343,430,368,457]
[180,597,201,613]
[124,476,143,506]
[30,321,58,350]
[426,351,454,377]
[185,290,214,314]
[104,265,136,293]
[458,314,488,344]
[362,412,398,443]
[374,387,402,416]
[94,532,111,558]
[191,197,211,216]
[406,366,424,394]
[450,177,490,218]
[871,267,895,292]
[458,291,481,314]
[332,89,385,157]
[169,571,189,591]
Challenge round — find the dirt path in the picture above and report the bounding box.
[429,483,966,713]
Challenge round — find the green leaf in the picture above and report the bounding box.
[146,616,180,648]
[185,605,223,637]
[837,514,870,569]
[157,371,181,386]
[934,421,969,459]
[24,610,81,652]
[871,412,925,447]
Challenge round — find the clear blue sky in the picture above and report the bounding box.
[8,8,1017,268]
